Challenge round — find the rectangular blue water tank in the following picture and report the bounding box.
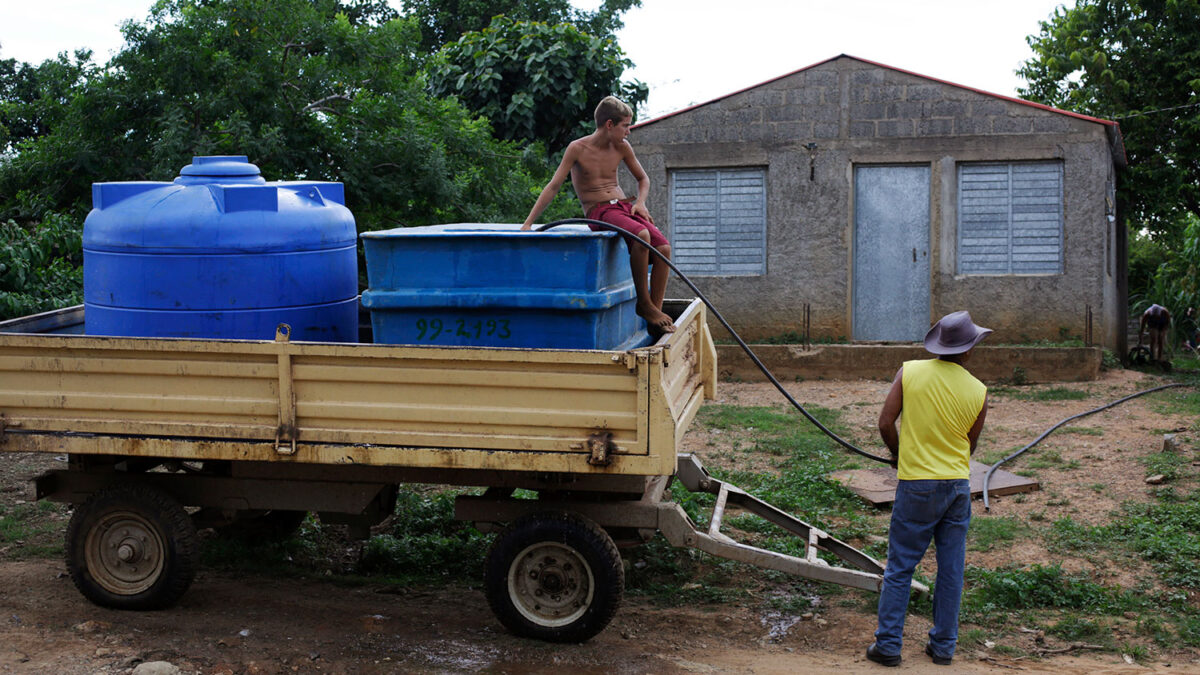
[360,224,651,350]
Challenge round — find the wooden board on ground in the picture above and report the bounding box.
[828,461,1039,507]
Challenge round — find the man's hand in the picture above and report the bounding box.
[520,222,533,231]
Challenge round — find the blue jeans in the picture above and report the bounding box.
[873,478,971,658]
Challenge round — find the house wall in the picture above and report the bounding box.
[628,57,1122,349]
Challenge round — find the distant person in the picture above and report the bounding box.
[1139,304,1172,363]
[867,311,991,668]
[521,96,675,334]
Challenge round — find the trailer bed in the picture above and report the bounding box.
[0,299,716,477]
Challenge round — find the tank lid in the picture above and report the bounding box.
[179,155,262,177]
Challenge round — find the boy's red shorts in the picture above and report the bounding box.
[586,200,669,248]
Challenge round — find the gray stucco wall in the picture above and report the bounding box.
[628,56,1122,349]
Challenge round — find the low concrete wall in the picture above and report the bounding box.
[716,344,1102,383]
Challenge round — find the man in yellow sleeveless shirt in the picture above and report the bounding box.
[866,311,991,668]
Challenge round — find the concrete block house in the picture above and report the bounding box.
[629,55,1127,351]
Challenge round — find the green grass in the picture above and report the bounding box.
[1141,450,1192,481]
[968,516,1022,552]
[0,501,67,559]
[1062,425,1104,436]
[1021,448,1081,471]
[989,386,1090,402]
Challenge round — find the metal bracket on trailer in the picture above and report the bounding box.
[663,454,927,595]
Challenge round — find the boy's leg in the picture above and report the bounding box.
[650,243,672,310]
[590,204,675,333]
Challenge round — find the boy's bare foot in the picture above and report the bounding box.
[638,304,676,334]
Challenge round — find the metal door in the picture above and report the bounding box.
[853,165,931,341]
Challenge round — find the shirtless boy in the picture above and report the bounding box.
[1140,303,1172,362]
[521,96,675,334]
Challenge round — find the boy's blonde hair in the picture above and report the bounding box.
[594,96,633,128]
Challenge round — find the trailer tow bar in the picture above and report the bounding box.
[661,455,927,595]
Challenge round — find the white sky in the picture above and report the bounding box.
[0,0,1073,119]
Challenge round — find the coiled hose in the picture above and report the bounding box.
[982,382,1187,510]
[539,218,893,465]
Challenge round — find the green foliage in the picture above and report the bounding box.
[359,489,489,582]
[402,0,640,52]
[1141,450,1190,481]
[1049,614,1112,644]
[1136,214,1200,345]
[968,516,1022,552]
[0,501,66,559]
[428,16,647,151]
[964,563,1138,614]
[0,214,83,319]
[988,386,1088,401]
[1019,0,1200,245]
[1107,492,1200,588]
[0,0,543,233]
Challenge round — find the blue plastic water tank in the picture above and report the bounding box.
[83,156,358,342]
[360,224,651,350]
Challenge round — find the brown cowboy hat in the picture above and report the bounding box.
[924,311,992,355]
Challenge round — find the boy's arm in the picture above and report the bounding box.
[521,143,579,231]
[620,141,654,223]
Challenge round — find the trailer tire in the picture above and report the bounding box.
[484,511,623,643]
[66,485,198,610]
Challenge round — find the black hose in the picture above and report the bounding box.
[538,218,894,465]
[982,382,1187,510]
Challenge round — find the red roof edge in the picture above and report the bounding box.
[632,53,1120,130]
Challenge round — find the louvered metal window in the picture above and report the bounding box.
[669,168,767,276]
[958,161,1063,274]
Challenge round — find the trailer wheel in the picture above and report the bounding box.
[484,511,623,643]
[65,485,198,610]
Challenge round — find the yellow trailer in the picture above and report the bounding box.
[0,300,907,642]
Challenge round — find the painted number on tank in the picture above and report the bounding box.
[416,318,511,341]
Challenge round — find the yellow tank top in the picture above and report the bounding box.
[897,358,986,480]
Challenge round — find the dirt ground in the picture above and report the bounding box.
[0,368,1196,674]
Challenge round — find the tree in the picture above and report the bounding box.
[0,0,560,319]
[0,0,542,230]
[427,16,647,151]
[401,0,640,52]
[1018,0,1200,246]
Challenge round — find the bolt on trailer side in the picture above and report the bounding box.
[0,299,908,641]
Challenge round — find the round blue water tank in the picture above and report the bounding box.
[83,155,358,342]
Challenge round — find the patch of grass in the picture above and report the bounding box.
[1151,387,1200,421]
[1141,450,1191,481]
[1049,614,1112,645]
[1105,491,1200,589]
[989,387,1089,402]
[1062,425,1104,436]
[359,489,489,583]
[968,516,1022,552]
[1023,448,1081,471]
[963,564,1139,615]
[0,501,67,560]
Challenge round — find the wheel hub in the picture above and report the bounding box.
[84,513,166,595]
[508,543,594,627]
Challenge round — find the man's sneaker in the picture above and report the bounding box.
[925,643,953,666]
[866,643,901,667]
